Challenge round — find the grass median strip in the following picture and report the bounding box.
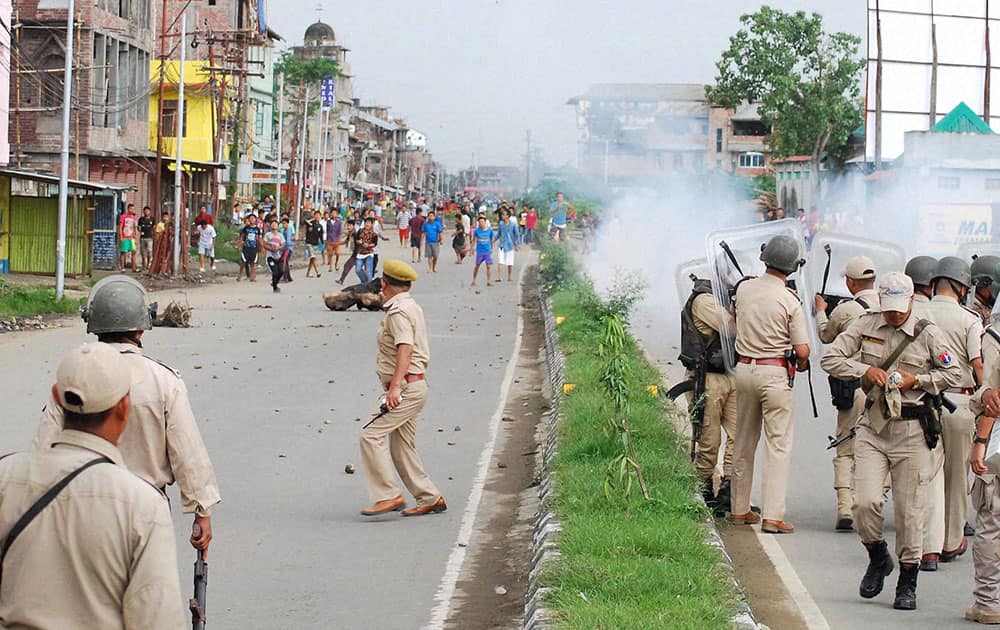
[0,279,82,318]
[540,244,737,628]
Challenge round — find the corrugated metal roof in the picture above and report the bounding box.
[353,110,399,131]
[931,102,994,134]
[568,83,707,104]
[0,168,133,192]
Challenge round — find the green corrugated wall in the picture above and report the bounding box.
[9,196,88,275]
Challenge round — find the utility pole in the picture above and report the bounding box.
[55,0,75,299]
[172,11,187,277]
[276,72,284,213]
[312,97,323,206]
[319,108,329,207]
[295,85,309,229]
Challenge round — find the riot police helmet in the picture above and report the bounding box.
[758,234,803,275]
[904,256,938,288]
[81,274,157,335]
[971,255,1000,289]
[931,256,972,289]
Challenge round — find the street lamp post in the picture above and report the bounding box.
[55,0,76,299]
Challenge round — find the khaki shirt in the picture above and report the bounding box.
[971,327,1000,416]
[0,430,185,630]
[820,311,962,432]
[973,297,993,327]
[913,293,931,305]
[35,343,220,516]
[734,273,809,358]
[923,295,983,389]
[816,288,880,344]
[691,291,733,337]
[376,292,430,383]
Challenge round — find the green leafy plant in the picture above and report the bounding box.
[539,240,577,291]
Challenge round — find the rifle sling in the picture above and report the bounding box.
[0,456,111,588]
[879,318,931,373]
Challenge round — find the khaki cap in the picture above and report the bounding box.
[879,272,914,313]
[383,259,418,282]
[843,256,876,280]
[56,342,132,414]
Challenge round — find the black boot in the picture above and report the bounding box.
[714,477,732,515]
[860,540,894,599]
[701,478,716,509]
[893,563,918,610]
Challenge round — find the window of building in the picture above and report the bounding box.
[986,178,1000,190]
[90,34,148,127]
[41,54,65,109]
[654,152,664,169]
[255,104,266,137]
[716,128,723,153]
[738,152,765,168]
[162,99,187,137]
[938,176,960,190]
[733,120,769,136]
[673,153,685,170]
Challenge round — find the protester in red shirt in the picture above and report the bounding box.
[525,207,539,243]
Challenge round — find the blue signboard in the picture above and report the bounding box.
[320,78,336,110]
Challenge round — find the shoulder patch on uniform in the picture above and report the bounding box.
[938,349,955,366]
[961,304,982,318]
[141,353,181,377]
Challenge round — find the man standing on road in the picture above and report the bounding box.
[815,256,880,532]
[409,208,425,263]
[680,277,737,513]
[422,210,444,274]
[905,256,938,306]
[2,343,185,629]
[360,260,447,517]
[34,275,221,559]
[727,235,809,534]
[118,203,138,272]
[821,272,961,611]
[238,213,261,283]
[305,211,324,279]
[920,257,983,571]
[968,307,1000,624]
[138,206,155,273]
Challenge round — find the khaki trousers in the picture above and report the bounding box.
[834,389,866,514]
[732,363,794,522]
[972,454,1000,612]
[691,371,737,481]
[360,380,441,506]
[922,399,973,554]
[853,417,931,564]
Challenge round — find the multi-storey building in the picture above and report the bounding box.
[568,83,770,187]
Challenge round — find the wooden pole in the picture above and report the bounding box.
[875,0,883,170]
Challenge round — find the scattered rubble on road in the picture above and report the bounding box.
[0,315,59,333]
[154,299,192,327]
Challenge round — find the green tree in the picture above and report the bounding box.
[706,7,864,186]
[274,53,341,84]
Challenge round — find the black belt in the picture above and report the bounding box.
[898,406,924,420]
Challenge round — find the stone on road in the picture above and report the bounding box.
[1,238,524,629]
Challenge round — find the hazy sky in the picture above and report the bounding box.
[268,1,865,171]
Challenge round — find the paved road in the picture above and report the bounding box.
[632,302,974,629]
[2,237,526,629]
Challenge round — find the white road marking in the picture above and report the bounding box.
[425,261,529,629]
[755,530,831,630]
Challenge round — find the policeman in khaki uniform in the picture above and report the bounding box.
[905,256,938,307]
[34,275,220,553]
[815,256,880,532]
[920,257,983,571]
[970,255,1000,326]
[727,234,810,534]
[0,343,185,629]
[360,260,447,517]
[968,311,1000,624]
[821,272,961,611]
[680,278,737,511]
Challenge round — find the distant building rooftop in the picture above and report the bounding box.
[931,101,994,134]
[567,83,707,105]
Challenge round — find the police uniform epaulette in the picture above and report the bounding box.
[139,353,181,377]
[785,286,800,301]
[961,303,981,318]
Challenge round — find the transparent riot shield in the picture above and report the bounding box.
[805,232,906,358]
[705,219,815,372]
[674,257,714,307]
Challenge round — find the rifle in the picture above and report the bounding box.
[719,240,744,276]
[817,243,850,317]
[190,524,208,630]
[785,349,819,418]
[827,426,857,449]
[663,368,707,463]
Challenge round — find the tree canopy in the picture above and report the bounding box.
[705,7,864,167]
[274,52,340,85]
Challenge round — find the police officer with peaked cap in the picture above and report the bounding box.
[728,234,810,534]
[360,260,447,517]
[971,255,1000,326]
[0,343,185,628]
[822,272,962,610]
[905,256,939,305]
[815,256,881,532]
[920,257,983,571]
[34,275,221,554]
